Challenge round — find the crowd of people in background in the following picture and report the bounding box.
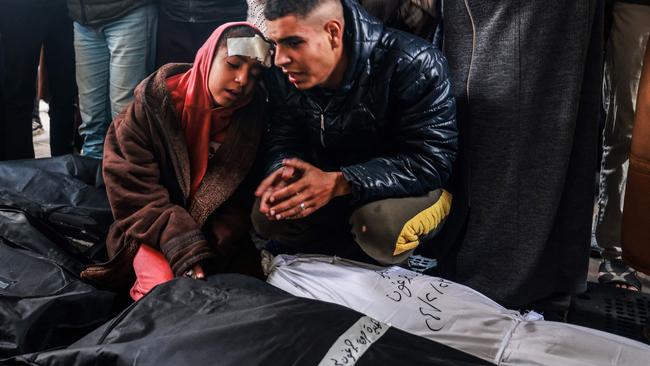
[0,0,648,313]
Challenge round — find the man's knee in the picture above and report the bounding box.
[250,197,273,239]
[350,189,452,265]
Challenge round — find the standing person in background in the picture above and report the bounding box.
[67,0,158,160]
[437,0,603,309]
[0,0,76,160]
[593,0,650,292]
[156,0,248,67]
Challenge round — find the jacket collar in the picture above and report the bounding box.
[339,0,385,92]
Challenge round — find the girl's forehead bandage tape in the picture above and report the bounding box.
[227,35,272,67]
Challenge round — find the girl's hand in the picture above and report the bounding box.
[184,263,205,280]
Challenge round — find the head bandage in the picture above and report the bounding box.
[227,34,272,67]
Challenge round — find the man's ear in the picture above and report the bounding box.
[324,19,344,49]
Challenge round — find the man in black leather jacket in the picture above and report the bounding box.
[251,0,457,265]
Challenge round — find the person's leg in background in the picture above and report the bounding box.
[44,5,76,156]
[188,21,227,55]
[106,4,157,125]
[75,21,111,160]
[155,8,191,67]
[0,5,45,160]
[157,1,248,68]
[155,12,226,68]
[594,2,650,290]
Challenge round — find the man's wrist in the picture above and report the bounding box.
[331,172,352,197]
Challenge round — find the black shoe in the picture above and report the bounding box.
[597,258,642,292]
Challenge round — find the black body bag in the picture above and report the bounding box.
[0,208,117,358]
[0,155,112,250]
[7,275,491,366]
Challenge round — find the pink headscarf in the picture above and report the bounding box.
[166,22,262,198]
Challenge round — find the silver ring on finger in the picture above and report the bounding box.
[300,202,306,211]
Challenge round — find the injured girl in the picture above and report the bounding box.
[79,22,273,300]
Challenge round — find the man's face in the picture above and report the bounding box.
[267,15,339,90]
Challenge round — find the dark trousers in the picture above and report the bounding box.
[156,10,230,68]
[0,4,76,160]
[251,190,450,265]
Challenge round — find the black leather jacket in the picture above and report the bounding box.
[67,0,155,26]
[263,0,457,204]
[160,0,247,23]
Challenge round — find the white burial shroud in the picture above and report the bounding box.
[267,254,650,366]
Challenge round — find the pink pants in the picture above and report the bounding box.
[130,244,174,301]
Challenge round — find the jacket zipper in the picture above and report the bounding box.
[320,113,326,147]
[312,95,332,148]
[188,0,195,22]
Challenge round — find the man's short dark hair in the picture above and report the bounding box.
[264,0,337,21]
